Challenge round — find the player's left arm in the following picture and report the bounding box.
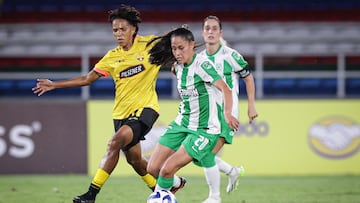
[230,49,258,123]
[240,70,258,123]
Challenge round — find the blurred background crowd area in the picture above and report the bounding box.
[0,0,360,99]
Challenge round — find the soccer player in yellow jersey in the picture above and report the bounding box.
[32,5,160,203]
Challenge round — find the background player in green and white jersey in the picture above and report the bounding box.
[199,16,258,203]
[146,26,239,193]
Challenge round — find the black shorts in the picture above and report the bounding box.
[113,108,159,151]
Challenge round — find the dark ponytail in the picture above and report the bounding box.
[147,33,174,67]
[147,27,195,67]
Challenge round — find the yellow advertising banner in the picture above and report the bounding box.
[88,99,360,176]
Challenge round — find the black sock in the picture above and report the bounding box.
[80,184,100,200]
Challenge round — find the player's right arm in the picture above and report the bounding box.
[32,70,101,96]
[213,79,239,131]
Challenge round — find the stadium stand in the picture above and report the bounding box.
[1,0,360,22]
[0,0,360,98]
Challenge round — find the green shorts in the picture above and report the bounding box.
[158,121,188,151]
[158,121,219,163]
[219,110,235,144]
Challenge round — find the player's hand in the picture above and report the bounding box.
[248,106,258,124]
[225,113,240,131]
[32,79,55,96]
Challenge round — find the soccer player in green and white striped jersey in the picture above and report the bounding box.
[146,26,239,194]
[199,16,258,203]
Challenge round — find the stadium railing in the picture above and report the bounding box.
[1,51,359,99]
[0,21,359,99]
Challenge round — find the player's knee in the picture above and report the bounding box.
[108,132,130,152]
[107,139,122,153]
[146,164,157,177]
[159,164,173,177]
[126,158,141,167]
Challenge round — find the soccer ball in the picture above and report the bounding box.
[147,190,178,203]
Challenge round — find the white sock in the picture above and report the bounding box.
[172,175,181,188]
[204,165,220,199]
[215,156,233,175]
[155,184,168,191]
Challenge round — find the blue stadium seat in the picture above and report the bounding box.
[261,78,294,96]
[272,79,297,95]
[0,79,82,97]
[156,78,172,97]
[321,78,337,94]
[0,80,15,96]
[90,79,114,97]
[15,80,37,96]
[346,78,360,95]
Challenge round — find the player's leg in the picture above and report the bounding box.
[214,122,244,193]
[123,142,157,190]
[148,122,188,193]
[147,143,187,193]
[157,130,218,194]
[215,156,245,193]
[73,124,134,203]
[121,118,158,191]
[203,165,221,203]
[147,143,176,178]
[202,137,225,203]
[155,145,193,191]
[215,114,245,194]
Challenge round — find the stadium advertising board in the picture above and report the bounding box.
[0,100,87,174]
[88,99,360,176]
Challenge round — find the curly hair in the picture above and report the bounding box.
[108,4,142,36]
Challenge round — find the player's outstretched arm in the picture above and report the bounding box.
[32,70,101,96]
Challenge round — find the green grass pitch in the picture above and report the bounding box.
[1,175,360,203]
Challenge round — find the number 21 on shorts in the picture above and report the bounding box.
[194,135,209,151]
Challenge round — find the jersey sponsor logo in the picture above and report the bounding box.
[308,116,360,159]
[119,64,145,78]
[179,88,199,98]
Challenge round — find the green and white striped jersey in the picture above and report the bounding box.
[199,45,249,119]
[173,54,223,134]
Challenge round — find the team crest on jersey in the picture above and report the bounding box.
[137,54,145,61]
[231,52,242,61]
[201,61,213,70]
[120,64,145,78]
